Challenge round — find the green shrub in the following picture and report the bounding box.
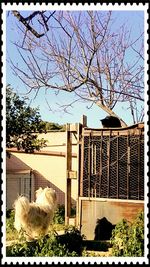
[34,232,79,256]
[53,205,65,224]
[6,209,19,240]
[6,210,15,230]
[7,226,84,257]
[53,204,76,224]
[56,226,84,255]
[110,210,144,257]
[7,241,36,257]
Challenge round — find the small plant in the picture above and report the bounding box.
[34,233,79,256]
[53,205,65,224]
[6,210,14,229]
[57,226,85,255]
[110,210,144,257]
[7,241,36,257]
[53,204,76,225]
[6,209,18,241]
[7,226,84,256]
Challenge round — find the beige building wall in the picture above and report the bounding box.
[6,172,34,209]
[6,131,78,207]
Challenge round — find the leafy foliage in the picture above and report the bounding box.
[43,122,65,131]
[56,226,84,255]
[6,206,83,256]
[53,204,65,224]
[6,85,47,152]
[53,204,76,225]
[7,226,84,257]
[6,210,14,229]
[6,209,18,241]
[110,210,144,256]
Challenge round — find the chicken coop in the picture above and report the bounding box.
[65,118,144,240]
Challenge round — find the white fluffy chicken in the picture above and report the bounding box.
[14,187,57,240]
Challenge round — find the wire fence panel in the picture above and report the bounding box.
[80,125,144,200]
[109,136,118,198]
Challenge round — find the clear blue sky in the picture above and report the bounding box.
[5,9,145,128]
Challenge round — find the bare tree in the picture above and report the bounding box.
[10,10,144,126]
[12,11,55,38]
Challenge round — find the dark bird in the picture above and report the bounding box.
[101,116,121,128]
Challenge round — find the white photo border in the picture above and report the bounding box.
[1,2,149,265]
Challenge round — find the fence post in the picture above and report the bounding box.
[65,123,80,226]
[65,124,72,225]
[81,115,87,127]
[76,123,83,227]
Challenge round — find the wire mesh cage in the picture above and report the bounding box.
[80,124,144,200]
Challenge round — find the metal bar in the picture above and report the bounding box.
[94,188,96,198]
[117,133,119,199]
[99,131,103,198]
[78,197,83,233]
[80,133,85,197]
[65,124,72,225]
[94,143,96,175]
[91,143,93,175]
[91,188,93,198]
[138,130,141,200]
[76,123,82,226]
[127,131,130,199]
[107,131,111,198]
[82,127,143,136]
[78,196,144,203]
[88,134,91,197]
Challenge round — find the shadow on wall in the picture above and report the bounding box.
[33,170,76,206]
[94,217,116,241]
[6,153,32,172]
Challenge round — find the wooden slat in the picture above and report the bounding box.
[81,115,87,127]
[67,170,77,179]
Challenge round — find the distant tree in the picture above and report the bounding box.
[44,122,65,131]
[10,10,144,125]
[6,85,47,153]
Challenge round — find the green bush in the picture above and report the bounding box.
[7,226,84,257]
[110,210,144,256]
[56,226,84,255]
[6,209,15,230]
[7,241,36,257]
[53,204,76,224]
[53,205,65,224]
[6,209,19,240]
